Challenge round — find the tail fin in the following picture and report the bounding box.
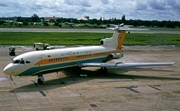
[101,24,148,50]
[100,24,128,50]
[116,30,126,49]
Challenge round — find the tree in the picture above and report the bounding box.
[23,21,28,26]
[16,17,22,22]
[58,23,62,28]
[31,14,40,22]
[56,18,62,23]
[54,22,59,26]
[0,20,5,25]
[43,22,48,26]
[121,15,126,24]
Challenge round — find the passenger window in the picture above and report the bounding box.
[26,61,31,64]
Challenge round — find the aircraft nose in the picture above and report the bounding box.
[3,63,14,75]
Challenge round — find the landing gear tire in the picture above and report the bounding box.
[38,78,43,84]
[37,75,44,84]
[74,66,82,75]
[75,66,81,72]
[98,67,107,74]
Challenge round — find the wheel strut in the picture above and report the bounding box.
[98,67,107,74]
[37,75,44,84]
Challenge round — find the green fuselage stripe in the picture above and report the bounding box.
[18,56,108,76]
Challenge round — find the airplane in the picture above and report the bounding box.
[3,24,175,84]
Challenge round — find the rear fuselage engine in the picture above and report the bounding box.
[109,53,123,59]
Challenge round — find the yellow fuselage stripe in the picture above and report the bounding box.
[35,50,120,66]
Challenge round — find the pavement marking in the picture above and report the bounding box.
[10,76,13,81]
[0,80,179,92]
[39,91,47,97]
[57,80,180,90]
[8,77,23,111]
[115,86,140,93]
[149,85,161,91]
[31,80,38,86]
[67,85,103,111]
[90,104,97,107]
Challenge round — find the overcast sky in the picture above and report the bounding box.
[0,0,180,21]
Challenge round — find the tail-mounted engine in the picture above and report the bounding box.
[109,53,123,59]
[100,38,112,46]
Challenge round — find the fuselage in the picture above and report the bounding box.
[3,29,126,77]
[3,45,120,76]
[3,26,175,83]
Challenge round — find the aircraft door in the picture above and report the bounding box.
[40,54,47,66]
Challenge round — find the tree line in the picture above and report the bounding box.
[0,14,179,28]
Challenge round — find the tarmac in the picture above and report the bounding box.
[0,45,180,111]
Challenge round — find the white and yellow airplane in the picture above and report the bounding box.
[3,24,175,84]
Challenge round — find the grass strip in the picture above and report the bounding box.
[0,32,180,45]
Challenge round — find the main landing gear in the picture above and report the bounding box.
[98,67,107,74]
[37,75,44,84]
[36,67,107,84]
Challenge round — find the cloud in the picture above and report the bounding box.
[64,0,91,7]
[0,0,179,21]
[0,3,8,7]
[148,0,166,10]
[100,0,110,4]
[134,1,148,10]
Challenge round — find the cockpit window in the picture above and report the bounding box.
[20,58,25,64]
[14,60,20,64]
[12,58,25,64]
[20,60,25,64]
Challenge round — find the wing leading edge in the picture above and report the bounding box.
[79,62,175,68]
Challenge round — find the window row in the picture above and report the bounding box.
[48,52,107,62]
[61,51,92,56]
[76,54,92,58]
[49,57,68,62]
[94,52,107,56]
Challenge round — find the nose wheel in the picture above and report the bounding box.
[37,75,44,84]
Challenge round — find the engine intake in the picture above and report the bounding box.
[100,38,112,46]
[100,39,105,45]
[109,53,123,59]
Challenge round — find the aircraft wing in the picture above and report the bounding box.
[79,62,175,68]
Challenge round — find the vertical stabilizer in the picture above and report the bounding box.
[100,24,127,50]
[116,30,126,50]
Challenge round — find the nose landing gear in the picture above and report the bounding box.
[37,75,44,84]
